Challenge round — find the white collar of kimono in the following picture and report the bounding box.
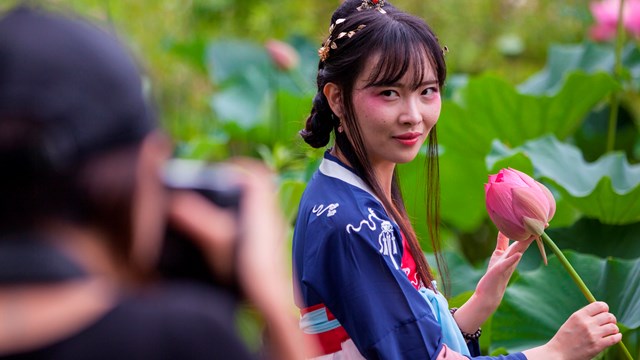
[319,157,383,204]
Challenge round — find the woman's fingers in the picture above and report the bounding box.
[593,311,617,326]
[584,301,610,316]
[168,190,237,249]
[167,190,238,280]
[495,232,534,260]
[505,237,534,257]
[490,252,522,275]
[548,301,622,359]
[577,302,622,345]
[496,231,509,252]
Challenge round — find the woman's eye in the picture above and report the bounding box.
[380,90,399,98]
[422,87,438,96]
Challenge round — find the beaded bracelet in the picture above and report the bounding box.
[449,307,482,341]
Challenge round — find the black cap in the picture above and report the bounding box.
[0,6,156,170]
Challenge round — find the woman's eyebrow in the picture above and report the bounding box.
[419,79,439,86]
[366,79,439,89]
[411,79,439,89]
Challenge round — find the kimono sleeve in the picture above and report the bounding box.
[302,217,445,360]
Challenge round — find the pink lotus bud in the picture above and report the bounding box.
[485,168,556,264]
[624,0,640,38]
[265,39,299,71]
[590,0,619,41]
[589,0,640,41]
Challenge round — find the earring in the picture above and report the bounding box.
[337,121,343,133]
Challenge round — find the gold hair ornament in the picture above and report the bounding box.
[357,0,386,14]
[318,19,366,62]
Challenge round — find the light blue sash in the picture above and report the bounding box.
[418,281,471,356]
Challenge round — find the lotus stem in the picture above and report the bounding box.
[541,232,634,360]
[607,0,626,153]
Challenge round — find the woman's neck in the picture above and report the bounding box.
[330,146,396,200]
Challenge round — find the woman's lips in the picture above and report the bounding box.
[393,132,422,146]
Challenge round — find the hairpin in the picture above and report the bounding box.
[357,0,386,14]
[318,19,366,62]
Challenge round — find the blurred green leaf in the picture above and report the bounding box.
[426,251,485,297]
[438,148,488,232]
[173,133,230,161]
[166,36,209,73]
[547,218,640,260]
[207,39,314,145]
[273,90,313,146]
[399,148,429,248]
[519,42,640,94]
[210,74,271,129]
[574,104,640,163]
[278,179,306,225]
[519,217,640,270]
[207,40,271,85]
[492,252,640,354]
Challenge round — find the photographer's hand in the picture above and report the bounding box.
[167,159,305,360]
[231,158,305,360]
[168,189,237,283]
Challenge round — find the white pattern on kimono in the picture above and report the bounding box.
[346,208,379,233]
[378,221,399,269]
[346,208,399,269]
[312,203,339,217]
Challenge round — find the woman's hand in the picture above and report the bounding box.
[477,232,532,309]
[523,301,622,360]
[453,232,532,333]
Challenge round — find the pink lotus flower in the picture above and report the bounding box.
[485,168,556,264]
[589,0,640,41]
[625,0,640,37]
[265,39,300,71]
[485,170,635,358]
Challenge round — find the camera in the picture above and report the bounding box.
[156,159,242,286]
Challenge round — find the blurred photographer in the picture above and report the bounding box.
[0,5,303,360]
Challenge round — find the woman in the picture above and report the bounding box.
[292,0,622,358]
[0,6,302,359]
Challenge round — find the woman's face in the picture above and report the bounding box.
[349,54,441,170]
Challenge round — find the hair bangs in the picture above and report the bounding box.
[366,23,439,90]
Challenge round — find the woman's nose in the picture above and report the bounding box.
[399,97,422,125]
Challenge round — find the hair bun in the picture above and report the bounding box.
[300,118,329,148]
[300,92,336,148]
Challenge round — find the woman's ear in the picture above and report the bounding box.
[323,82,343,119]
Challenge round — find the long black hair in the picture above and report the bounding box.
[300,0,448,293]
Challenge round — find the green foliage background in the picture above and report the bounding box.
[2,0,594,148]
[3,0,639,358]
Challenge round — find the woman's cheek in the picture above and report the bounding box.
[429,97,442,126]
[360,93,386,108]
[354,94,386,122]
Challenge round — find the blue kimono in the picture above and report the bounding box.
[292,152,526,360]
